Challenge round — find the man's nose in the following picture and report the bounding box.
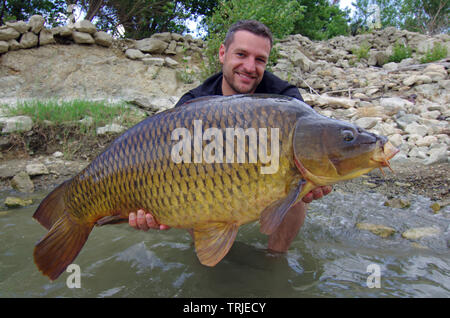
[242,57,257,73]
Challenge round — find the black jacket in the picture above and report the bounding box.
[175,71,303,107]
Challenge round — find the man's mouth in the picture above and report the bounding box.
[235,71,256,83]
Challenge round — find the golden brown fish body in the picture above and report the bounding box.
[33,94,398,280]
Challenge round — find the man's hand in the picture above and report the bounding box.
[128,186,332,231]
[128,209,170,231]
[302,185,332,204]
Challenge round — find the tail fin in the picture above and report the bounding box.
[33,180,70,230]
[34,213,94,281]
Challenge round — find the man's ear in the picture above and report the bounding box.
[219,44,226,64]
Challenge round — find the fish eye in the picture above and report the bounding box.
[342,130,355,143]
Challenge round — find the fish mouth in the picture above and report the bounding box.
[370,140,399,174]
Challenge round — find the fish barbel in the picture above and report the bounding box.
[33,94,398,280]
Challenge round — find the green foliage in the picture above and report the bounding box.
[420,42,448,63]
[0,0,66,26]
[292,0,350,40]
[353,41,371,61]
[351,0,449,35]
[202,0,305,78]
[79,0,219,39]
[388,42,413,63]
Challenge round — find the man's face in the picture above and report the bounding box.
[219,30,271,95]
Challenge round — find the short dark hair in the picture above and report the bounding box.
[224,20,273,49]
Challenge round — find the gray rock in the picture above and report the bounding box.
[57,26,73,37]
[289,49,313,71]
[94,31,113,47]
[5,21,30,33]
[395,114,420,129]
[28,15,45,34]
[20,32,38,49]
[7,39,20,51]
[4,196,33,208]
[0,27,21,41]
[97,124,126,135]
[415,135,437,147]
[125,48,145,60]
[2,116,33,133]
[0,41,8,53]
[151,32,172,42]
[142,57,165,66]
[11,171,34,193]
[39,29,55,46]
[171,33,184,42]
[135,38,168,54]
[164,57,179,68]
[72,31,95,44]
[74,20,97,34]
[388,134,403,147]
[354,117,379,129]
[424,146,448,165]
[405,122,428,137]
[384,197,411,209]
[26,163,49,176]
[380,97,412,112]
[403,75,432,87]
[315,95,356,109]
[356,223,396,238]
[382,62,398,71]
[402,227,440,240]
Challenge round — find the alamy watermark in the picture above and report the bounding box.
[171,120,280,174]
[366,263,381,288]
[66,264,81,288]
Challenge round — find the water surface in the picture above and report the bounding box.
[1,189,449,297]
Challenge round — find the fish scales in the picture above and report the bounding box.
[39,94,404,280]
[64,96,303,228]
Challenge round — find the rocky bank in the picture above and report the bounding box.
[0,16,449,214]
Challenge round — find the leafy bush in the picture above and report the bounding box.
[420,42,448,64]
[388,43,413,63]
[201,0,305,79]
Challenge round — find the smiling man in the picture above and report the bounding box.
[128,20,332,253]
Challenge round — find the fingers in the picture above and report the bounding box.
[136,209,150,231]
[302,185,333,203]
[128,209,171,231]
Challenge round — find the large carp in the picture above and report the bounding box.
[33,94,398,280]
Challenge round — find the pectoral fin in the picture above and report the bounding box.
[193,222,239,267]
[259,180,306,235]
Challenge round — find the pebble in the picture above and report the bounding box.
[401,227,440,240]
[356,222,396,238]
[384,198,411,209]
[11,171,34,193]
[4,196,33,208]
[26,163,49,176]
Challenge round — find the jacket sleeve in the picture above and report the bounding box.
[280,85,304,103]
[174,91,196,108]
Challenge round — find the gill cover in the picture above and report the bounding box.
[293,114,386,185]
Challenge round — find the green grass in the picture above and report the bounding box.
[420,42,448,64]
[388,43,413,63]
[353,41,371,61]
[3,99,145,134]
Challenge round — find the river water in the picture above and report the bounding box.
[0,188,449,298]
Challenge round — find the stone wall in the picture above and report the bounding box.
[0,16,449,166]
